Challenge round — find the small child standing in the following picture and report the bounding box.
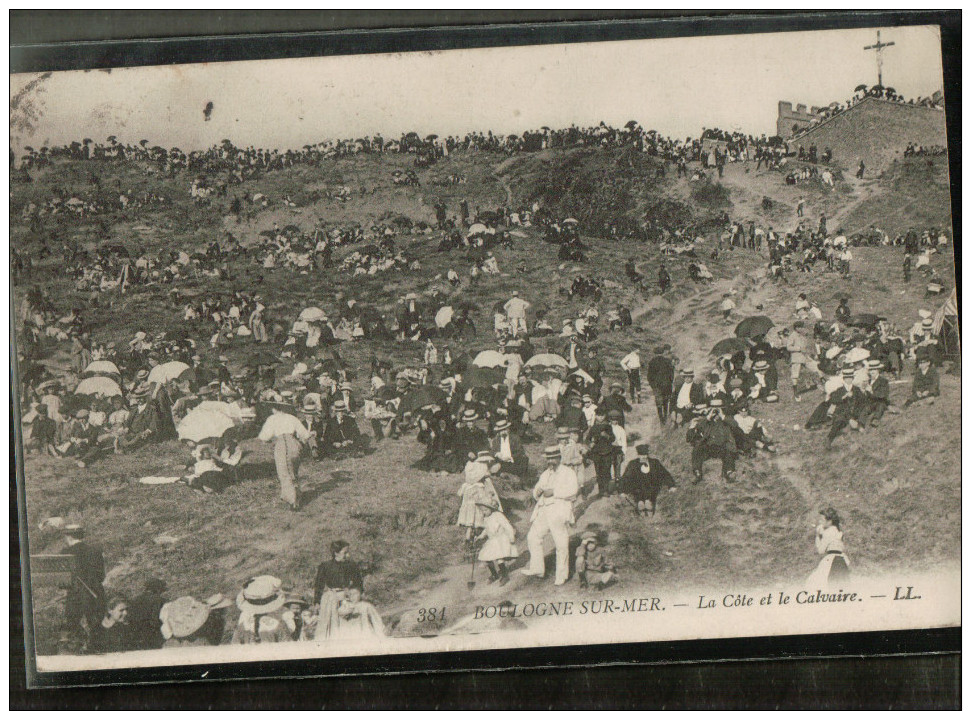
[576,529,617,590]
[474,502,518,585]
[720,293,737,322]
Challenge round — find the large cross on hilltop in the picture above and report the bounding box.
[864,30,896,88]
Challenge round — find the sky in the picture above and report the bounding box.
[9,25,946,153]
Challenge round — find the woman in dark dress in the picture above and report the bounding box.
[313,540,365,641]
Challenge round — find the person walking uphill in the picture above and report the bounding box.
[520,446,579,586]
[258,402,314,511]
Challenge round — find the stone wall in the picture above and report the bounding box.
[777,101,824,139]
[786,97,947,174]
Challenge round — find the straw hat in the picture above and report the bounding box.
[493,419,511,432]
[543,445,562,459]
[236,575,286,614]
[159,596,210,640]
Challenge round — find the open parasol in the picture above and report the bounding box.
[472,350,507,368]
[735,316,775,339]
[177,409,235,442]
[75,376,122,398]
[147,361,193,385]
[524,353,569,369]
[298,306,328,322]
[709,337,749,357]
[84,360,120,376]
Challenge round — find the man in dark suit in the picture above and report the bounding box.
[646,345,677,424]
[600,383,632,426]
[673,369,706,426]
[318,401,362,457]
[905,357,940,407]
[860,359,891,426]
[582,346,606,393]
[60,525,105,648]
[618,444,677,516]
[744,360,779,402]
[826,367,867,446]
[490,419,529,485]
[555,394,587,435]
[686,401,737,483]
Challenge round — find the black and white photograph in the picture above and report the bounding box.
[10,16,959,686]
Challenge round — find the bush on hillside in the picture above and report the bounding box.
[691,181,731,209]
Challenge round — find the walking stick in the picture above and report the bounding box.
[467,542,479,589]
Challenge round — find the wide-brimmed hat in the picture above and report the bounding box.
[493,419,511,432]
[867,360,885,371]
[461,409,479,422]
[543,445,562,459]
[236,575,286,614]
[841,366,856,377]
[160,596,210,640]
[921,318,933,329]
[752,360,770,371]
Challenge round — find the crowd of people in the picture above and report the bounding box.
[56,527,383,654]
[13,93,956,658]
[790,85,945,138]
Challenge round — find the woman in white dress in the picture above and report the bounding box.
[806,506,851,589]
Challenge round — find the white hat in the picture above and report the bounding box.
[159,596,210,640]
[236,575,285,614]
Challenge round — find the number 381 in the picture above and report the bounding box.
[417,607,446,623]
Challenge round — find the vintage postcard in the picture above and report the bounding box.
[10,21,958,682]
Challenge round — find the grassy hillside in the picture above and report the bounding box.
[12,145,958,650]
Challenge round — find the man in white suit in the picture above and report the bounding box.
[521,446,579,585]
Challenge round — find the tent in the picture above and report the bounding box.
[931,288,960,359]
